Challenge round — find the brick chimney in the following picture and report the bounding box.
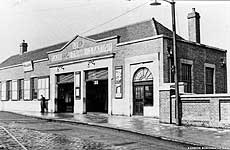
[20,40,28,54]
[187,8,200,43]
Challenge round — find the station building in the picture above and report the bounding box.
[0,9,227,118]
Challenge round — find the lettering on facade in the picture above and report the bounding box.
[23,61,33,72]
[72,40,84,50]
[50,43,112,63]
[115,66,123,98]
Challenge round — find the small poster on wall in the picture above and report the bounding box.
[75,72,81,99]
[115,66,123,99]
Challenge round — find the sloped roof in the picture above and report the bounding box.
[88,19,157,43]
[0,18,184,68]
[88,18,184,42]
[153,19,184,40]
[0,42,67,68]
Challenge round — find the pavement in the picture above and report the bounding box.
[6,110,230,149]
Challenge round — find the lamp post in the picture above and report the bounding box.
[150,0,181,125]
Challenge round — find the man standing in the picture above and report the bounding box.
[40,95,48,113]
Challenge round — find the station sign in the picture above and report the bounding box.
[49,43,112,63]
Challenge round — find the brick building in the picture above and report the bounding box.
[0,9,227,118]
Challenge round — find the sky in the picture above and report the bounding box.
[0,0,229,63]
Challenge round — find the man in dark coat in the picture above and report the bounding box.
[40,95,48,113]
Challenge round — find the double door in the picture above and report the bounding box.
[133,83,153,115]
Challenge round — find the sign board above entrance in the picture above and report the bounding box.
[50,43,112,63]
[22,61,33,72]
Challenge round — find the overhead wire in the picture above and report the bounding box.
[80,1,149,35]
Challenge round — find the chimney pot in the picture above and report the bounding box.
[20,40,28,54]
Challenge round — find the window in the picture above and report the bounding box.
[133,67,153,82]
[12,80,18,100]
[205,67,214,94]
[31,78,38,100]
[1,82,6,100]
[18,79,24,100]
[24,80,30,100]
[144,85,153,106]
[181,63,192,93]
[6,81,12,100]
[38,77,49,99]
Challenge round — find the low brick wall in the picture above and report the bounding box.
[160,85,230,128]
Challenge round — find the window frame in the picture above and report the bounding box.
[18,79,24,100]
[24,79,30,100]
[38,76,50,100]
[1,81,6,101]
[204,63,215,94]
[31,77,38,100]
[11,80,18,101]
[180,59,194,93]
[6,80,12,100]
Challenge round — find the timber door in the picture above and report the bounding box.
[133,86,144,115]
[133,67,153,116]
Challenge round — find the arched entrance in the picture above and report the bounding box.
[133,67,153,115]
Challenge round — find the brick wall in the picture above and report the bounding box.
[160,87,230,128]
[163,38,227,94]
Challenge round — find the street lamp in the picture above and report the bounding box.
[150,0,181,126]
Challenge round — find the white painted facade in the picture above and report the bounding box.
[49,55,113,114]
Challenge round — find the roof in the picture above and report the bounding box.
[0,42,67,68]
[88,18,184,42]
[0,18,184,69]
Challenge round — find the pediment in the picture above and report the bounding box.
[61,35,97,53]
[48,35,113,64]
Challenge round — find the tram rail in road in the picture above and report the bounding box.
[0,125,28,150]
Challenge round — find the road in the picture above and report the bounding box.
[0,111,196,150]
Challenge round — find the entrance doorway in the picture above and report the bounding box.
[85,68,108,113]
[133,67,153,115]
[56,73,74,113]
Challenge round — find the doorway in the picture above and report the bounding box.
[86,80,108,113]
[57,83,74,113]
[133,67,153,115]
[85,68,108,113]
[56,73,74,113]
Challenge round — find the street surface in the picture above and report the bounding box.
[0,111,197,150]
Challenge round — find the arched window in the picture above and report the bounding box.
[133,67,153,82]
